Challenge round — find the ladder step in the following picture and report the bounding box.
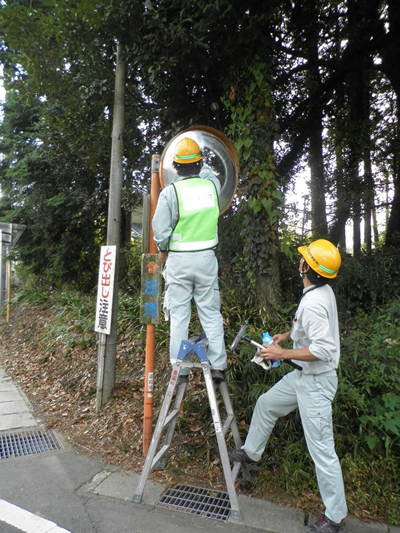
[221,413,234,436]
[163,408,180,428]
[151,444,170,469]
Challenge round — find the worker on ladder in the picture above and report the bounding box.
[152,137,227,383]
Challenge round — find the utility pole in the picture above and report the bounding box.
[96,43,126,407]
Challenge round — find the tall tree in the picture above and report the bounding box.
[224,57,283,310]
[376,0,400,246]
[290,0,328,237]
[2,0,400,289]
[0,0,150,287]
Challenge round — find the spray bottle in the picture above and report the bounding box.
[262,331,281,368]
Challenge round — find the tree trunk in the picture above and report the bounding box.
[309,105,328,237]
[300,0,328,237]
[363,152,373,252]
[385,159,400,246]
[374,0,400,246]
[256,261,281,318]
[352,192,362,256]
[362,76,373,253]
[329,68,350,247]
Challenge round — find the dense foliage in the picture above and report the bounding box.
[1,0,400,290]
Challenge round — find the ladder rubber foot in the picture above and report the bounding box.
[230,509,243,520]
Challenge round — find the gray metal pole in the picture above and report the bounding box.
[97,43,126,406]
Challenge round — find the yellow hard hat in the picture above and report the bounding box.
[173,138,202,164]
[298,239,341,279]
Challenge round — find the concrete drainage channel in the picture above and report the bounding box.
[0,428,64,459]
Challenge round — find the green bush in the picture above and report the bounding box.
[335,246,400,314]
[338,302,400,456]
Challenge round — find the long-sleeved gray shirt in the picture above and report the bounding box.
[152,165,221,251]
[291,284,340,374]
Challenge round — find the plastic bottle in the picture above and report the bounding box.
[262,331,281,368]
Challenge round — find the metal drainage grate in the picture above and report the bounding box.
[156,485,231,522]
[0,429,63,459]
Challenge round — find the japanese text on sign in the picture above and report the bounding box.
[95,246,116,335]
[140,254,162,325]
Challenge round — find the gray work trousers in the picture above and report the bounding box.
[243,369,347,523]
[166,250,227,372]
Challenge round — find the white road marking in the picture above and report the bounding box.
[0,499,72,532]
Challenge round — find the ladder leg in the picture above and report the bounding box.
[155,377,186,469]
[133,338,246,521]
[132,365,186,502]
[219,382,252,483]
[219,381,242,448]
[202,364,243,520]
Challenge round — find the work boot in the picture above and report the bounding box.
[228,448,261,470]
[210,369,225,383]
[304,515,347,533]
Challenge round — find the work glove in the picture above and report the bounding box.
[251,351,271,371]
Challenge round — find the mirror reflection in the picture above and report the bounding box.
[160,127,238,214]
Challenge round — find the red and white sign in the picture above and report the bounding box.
[95,246,116,335]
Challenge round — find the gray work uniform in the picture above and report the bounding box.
[242,284,347,523]
[152,165,227,372]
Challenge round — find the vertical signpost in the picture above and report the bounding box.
[95,42,126,409]
[0,230,3,310]
[141,154,161,455]
[0,223,26,320]
[95,245,117,411]
[6,261,11,323]
[95,246,117,336]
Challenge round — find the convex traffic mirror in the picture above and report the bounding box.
[159,125,239,214]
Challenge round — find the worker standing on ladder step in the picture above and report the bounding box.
[152,137,227,384]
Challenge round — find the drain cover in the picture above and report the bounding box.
[156,485,231,521]
[0,429,63,459]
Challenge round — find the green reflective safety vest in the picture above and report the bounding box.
[168,177,220,252]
